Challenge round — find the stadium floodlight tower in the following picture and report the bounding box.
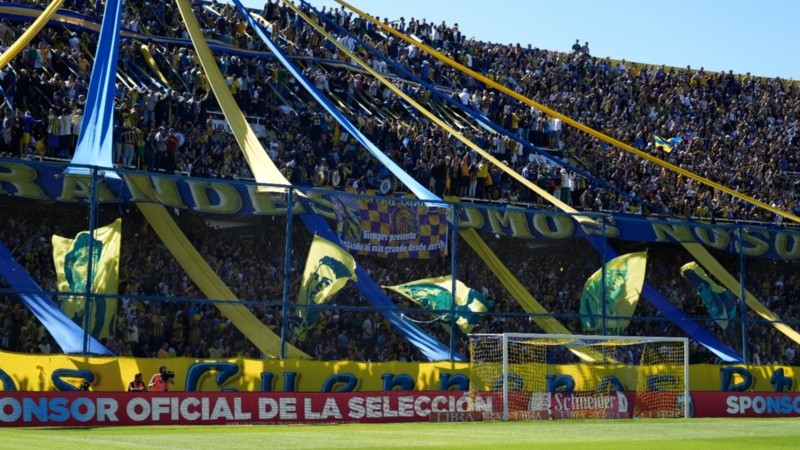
[468,333,690,420]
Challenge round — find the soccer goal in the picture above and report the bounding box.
[468,333,690,420]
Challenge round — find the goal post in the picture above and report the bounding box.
[468,333,690,420]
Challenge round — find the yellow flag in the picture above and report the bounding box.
[52,218,122,339]
[384,275,494,334]
[294,235,357,336]
[298,234,357,314]
[579,251,647,334]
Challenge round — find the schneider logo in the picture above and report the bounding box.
[529,392,629,412]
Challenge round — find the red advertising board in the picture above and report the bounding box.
[0,391,475,427]
[693,392,800,418]
[473,391,633,420]
[8,390,798,425]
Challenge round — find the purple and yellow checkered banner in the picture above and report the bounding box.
[328,193,448,259]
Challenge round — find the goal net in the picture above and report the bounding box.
[468,333,689,420]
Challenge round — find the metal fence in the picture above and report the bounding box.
[0,160,798,364]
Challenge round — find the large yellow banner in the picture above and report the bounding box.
[580,252,647,334]
[0,350,792,392]
[295,235,357,335]
[52,219,122,339]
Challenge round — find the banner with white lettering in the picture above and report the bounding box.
[693,391,800,418]
[471,391,633,420]
[0,391,476,427]
[324,192,448,259]
[2,159,800,260]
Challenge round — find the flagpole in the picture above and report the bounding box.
[280,187,295,360]
[449,204,458,361]
[600,218,608,337]
[82,167,100,356]
[738,227,748,363]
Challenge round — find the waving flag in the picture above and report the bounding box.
[295,235,357,335]
[653,134,682,153]
[52,219,122,339]
[580,251,647,334]
[384,276,494,334]
[680,261,737,331]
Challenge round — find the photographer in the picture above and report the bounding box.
[148,365,175,392]
[128,373,147,392]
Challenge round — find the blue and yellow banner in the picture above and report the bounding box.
[295,235,357,334]
[680,261,738,331]
[52,219,121,339]
[580,251,647,334]
[3,160,800,262]
[384,276,494,334]
[0,158,800,265]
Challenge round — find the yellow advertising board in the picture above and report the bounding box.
[0,350,794,393]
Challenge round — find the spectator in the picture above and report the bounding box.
[128,373,147,392]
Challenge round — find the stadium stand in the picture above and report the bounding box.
[0,0,798,366]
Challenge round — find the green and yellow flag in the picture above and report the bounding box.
[680,261,737,331]
[52,218,122,339]
[295,235,357,334]
[580,251,647,334]
[384,276,494,334]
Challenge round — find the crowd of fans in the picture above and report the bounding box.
[2,1,799,220]
[314,5,800,222]
[2,195,799,366]
[0,0,799,366]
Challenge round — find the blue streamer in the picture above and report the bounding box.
[0,82,12,110]
[0,241,112,355]
[67,0,123,174]
[128,60,165,90]
[230,0,440,203]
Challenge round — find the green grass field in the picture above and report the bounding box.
[0,418,797,449]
